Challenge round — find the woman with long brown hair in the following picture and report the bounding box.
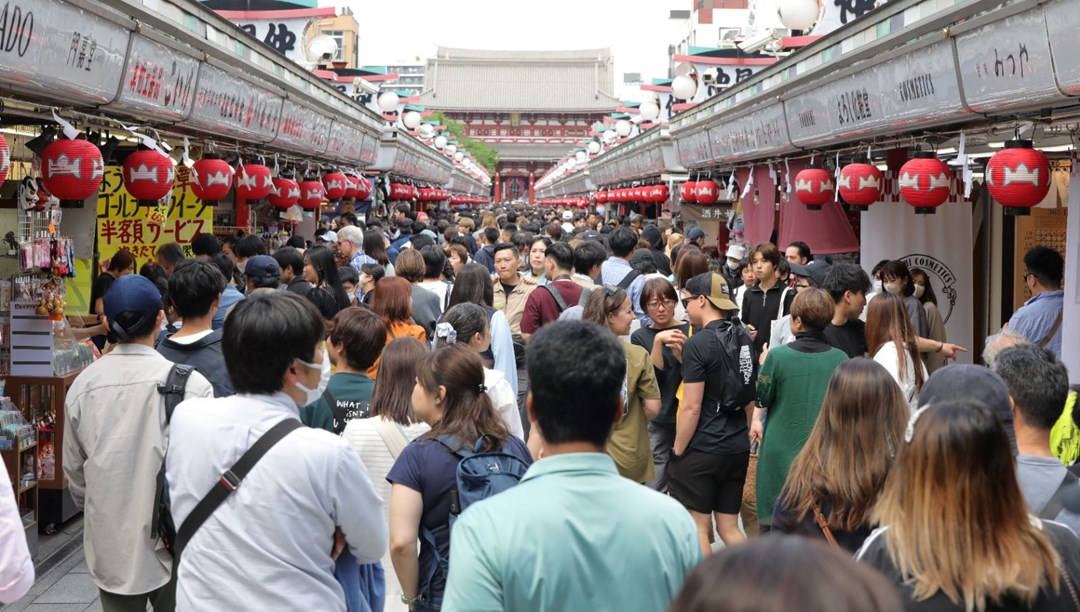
[342,337,431,612]
[911,268,948,374]
[867,292,927,411]
[387,344,532,611]
[857,399,1080,611]
[581,286,661,483]
[773,358,909,552]
[369,277,427,379]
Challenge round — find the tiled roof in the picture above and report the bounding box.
[422,46,621,112]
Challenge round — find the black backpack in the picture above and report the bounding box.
[711,318,757,412]
[152,363,194,554]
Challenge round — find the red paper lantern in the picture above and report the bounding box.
[343,175,359,199]
[680,181,698,203]
[322,172,347,201]
[837,162,882,210]
[123,149,174,205]
[298,179,325,210]
[355,177,372,200]
[985,140,1051,215]
[646,185,670,204]
[235,163,272,200]
[0,134,9,184]
[41,138,104,207]
[389,183,412,200]
[899,152,952,214]
[596,190,608,204]
[189,156,233,203]
[695,180,720,205]
[268,176,300,209]
[794,165,834,210]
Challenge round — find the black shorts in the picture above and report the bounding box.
[668,449,750,515]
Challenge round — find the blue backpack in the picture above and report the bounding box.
[418,434,530,602]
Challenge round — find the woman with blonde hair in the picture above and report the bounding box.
[773,358,909,552]
[867,292,927,411]
[857,399,1080,611]
[666,233,685,259]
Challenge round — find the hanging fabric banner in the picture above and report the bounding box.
[778,159,860,255]
[860,178,974,363]
[742,166,776,245]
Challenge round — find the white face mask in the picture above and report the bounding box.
[346,290,357,303]
[884,282,904,295]
[913,284,925,299]
[295,348,331,406]
[872,279,883,294]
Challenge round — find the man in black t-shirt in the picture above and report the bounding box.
[822,264,872,358]
[671,272,753,555]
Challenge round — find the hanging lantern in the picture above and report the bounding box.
[389,183,410,200]
[123,149,174,206]
[0,134,11,184]
[671,75,698,101]
[680,181,698,203]
[899,152,952,214]
[596,190,608,204]
[778,0,820,30]
[322,171,348,201]
[985,140,1051,215]
[355,176,372,200]
[298,179,325,210]
[794,164,834,210]
[235,163,272,200]
[40,138,104,207]
[410,184,420,200]
[837,161,882,210]
[695,179,720,205]
[343,174,360,199]
[189,155,234,204]
[268,176,300,209]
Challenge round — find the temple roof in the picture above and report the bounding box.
[421,46,621,112]
[491,143,574,161]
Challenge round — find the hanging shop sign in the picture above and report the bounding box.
[327,121,368,165]
[954,4,1061,113]
[1044,0,1080,96]
[708,102,794,163]
[272,99,332,156]
[674,126,714,169]
[107,33,199,122]
[0,0,128,105]
[188,62,283,143]
[784,40,963,147]
[96,165,214,265]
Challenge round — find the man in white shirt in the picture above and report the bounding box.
[0,453,33,603]
[167,292,386,611]
[64,275,215,611]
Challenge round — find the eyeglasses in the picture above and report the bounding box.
[681,296,696,309]
[646,298,677,310]
[1023,272,1034,282]
[794,282,811,290]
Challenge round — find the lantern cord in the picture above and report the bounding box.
[50,109,80,140]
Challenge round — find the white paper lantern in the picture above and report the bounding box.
[671,75,697,101]
[602,129,617,143]
[446,144,457,155]
[419,124,434,138]
[587,140,602,155]
[575,151,588,163]
[778,0,820,30]
[434,135,448,150]
[640,101,661,122]
[615,119,632,137]
[454,151,464,162]
[402,111,422,129]
[377,91,400,113]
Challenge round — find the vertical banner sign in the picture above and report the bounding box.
[96,165,214,268]
[1060,154,1080,383]
[860,183,974,364]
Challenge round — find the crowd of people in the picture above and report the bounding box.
[0,202,1075,612]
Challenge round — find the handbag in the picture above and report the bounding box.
[811,502,840,549]
[374,417,410,460]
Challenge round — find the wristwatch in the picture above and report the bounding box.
[401,594,421,606]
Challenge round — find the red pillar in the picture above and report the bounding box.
[528,172,535,205]
[494,173,502,205]
[236,198,251,232]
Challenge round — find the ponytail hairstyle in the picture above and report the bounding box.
[436,303,489,349]
[582,285,627,333]
[417,343,508,452]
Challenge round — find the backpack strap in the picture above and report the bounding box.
[1039,311,1064,349]
[173,419,302,560]
[374,418,410,460]
[578,287,592,307]
[1040,466,1080,520]
[153,364,194,541]
[321,388,336,411]
[541,283,569,313]
[617,269,642,290]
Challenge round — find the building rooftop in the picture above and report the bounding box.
[422,46,621,112]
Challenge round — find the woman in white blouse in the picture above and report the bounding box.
[342,337,431,611]
[866,293,928,412]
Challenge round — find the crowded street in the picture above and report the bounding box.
[0,0,1078,610]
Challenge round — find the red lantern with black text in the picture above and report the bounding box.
[235,163,272,200]
[298,179,325,210]
[0,134,9,184]
[837,162,882,210]
[123,149,174,206]
[794,164,834,210]
[41,138,104,207]
[985,140,1051,215]
[268,176,300,209]
[189,155,233,204]
[355,177,372,200]
[680,181,697,203]
[695,180,720,205]
[899,152,952,214]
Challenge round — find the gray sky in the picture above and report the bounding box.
[336,0,684,100]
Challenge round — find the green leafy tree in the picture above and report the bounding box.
[428,111,499,173]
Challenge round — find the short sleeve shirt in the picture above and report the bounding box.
[631,324,690,424]
[681,319,751,455]
[825,319,867,358]
[387,435,532,599]
[606,344,661,482]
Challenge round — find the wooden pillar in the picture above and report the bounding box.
[494,173,502,205]
[528,172,535,205]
